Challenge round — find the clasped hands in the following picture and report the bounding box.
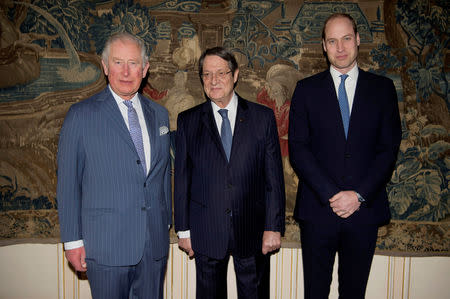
[329,190,361,218]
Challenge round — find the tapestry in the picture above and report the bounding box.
[0,0,448,256]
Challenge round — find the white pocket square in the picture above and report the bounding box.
[159,126,169,135]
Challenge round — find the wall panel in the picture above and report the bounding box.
[1,244,449,299]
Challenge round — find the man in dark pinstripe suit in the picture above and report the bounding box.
[57,32,171,299]
[174,47,286,299]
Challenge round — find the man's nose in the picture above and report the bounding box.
[122,64,129,75]
[210,74,218,84]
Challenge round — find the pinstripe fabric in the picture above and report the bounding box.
[174,96,285,260]
[86,228,167,299]
[57,87,171,267]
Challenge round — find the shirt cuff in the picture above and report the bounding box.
[64,240,84,250]
[177,230,190,238]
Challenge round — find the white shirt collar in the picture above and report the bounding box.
[329,64,359,114]
[210,92,238,135]
[330,64,359,81]
[210,92,238,113]
[108,85,140,109]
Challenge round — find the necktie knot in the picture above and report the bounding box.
[218,109,228,119]
[123,100,134,109]
[340,74,348,82]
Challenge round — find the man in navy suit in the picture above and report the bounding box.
[288,13,401,299]
[57,32,171,299]
[174,47,285,299]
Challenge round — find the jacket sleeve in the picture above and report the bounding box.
[173,114,191,232]
[263,111,286,234]
[56,106,85,242]
[355,79,401,202]
[164,114,172,227]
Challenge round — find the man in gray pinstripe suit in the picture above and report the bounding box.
[57,32,171,299]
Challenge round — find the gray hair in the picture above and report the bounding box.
[101,32,148,68]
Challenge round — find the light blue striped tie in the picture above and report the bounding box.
[338,74,350,138]
[123,100,146,174]
[218,109,232,161]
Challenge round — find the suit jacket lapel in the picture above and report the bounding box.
[99,88,137,153]
[200,101,229,161]
[231,96,249,158]
[348,68,367,140]
[322,72,347,141]
[140,95,157,176]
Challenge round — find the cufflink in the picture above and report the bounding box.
[356,192,365,203]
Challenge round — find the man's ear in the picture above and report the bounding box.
[233,68,239,84]
[142,62,150,78]
[101,60,109,76]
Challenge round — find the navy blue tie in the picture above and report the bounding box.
[338,74,350,138]
[218,109,232,161]
[123,100,146,174]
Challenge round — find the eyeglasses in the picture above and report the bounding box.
[201,70,232,81]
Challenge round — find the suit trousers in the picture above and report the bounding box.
[194,216,270,299]
[86,219,168,299]
[195,251,270,299]
[300,220,378,299]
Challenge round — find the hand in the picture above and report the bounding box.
[329,191,361,218]
[178,237,194,258]
[65,246,87,272]
[262,231,281,255]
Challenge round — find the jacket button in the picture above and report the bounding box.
[137,160,141,164]
[345,154,351,158]
[144,183,146,187]
[225,208,231,214]
[141,207,146,211]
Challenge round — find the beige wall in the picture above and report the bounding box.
[0,244,449,299]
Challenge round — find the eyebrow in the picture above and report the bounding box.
[111,57,139,62]
[203,68,229,73]
[326,34,354,40]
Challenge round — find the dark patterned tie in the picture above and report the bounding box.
[123,100,146,174]
[218,109,232,161]
[338,74,350,138]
